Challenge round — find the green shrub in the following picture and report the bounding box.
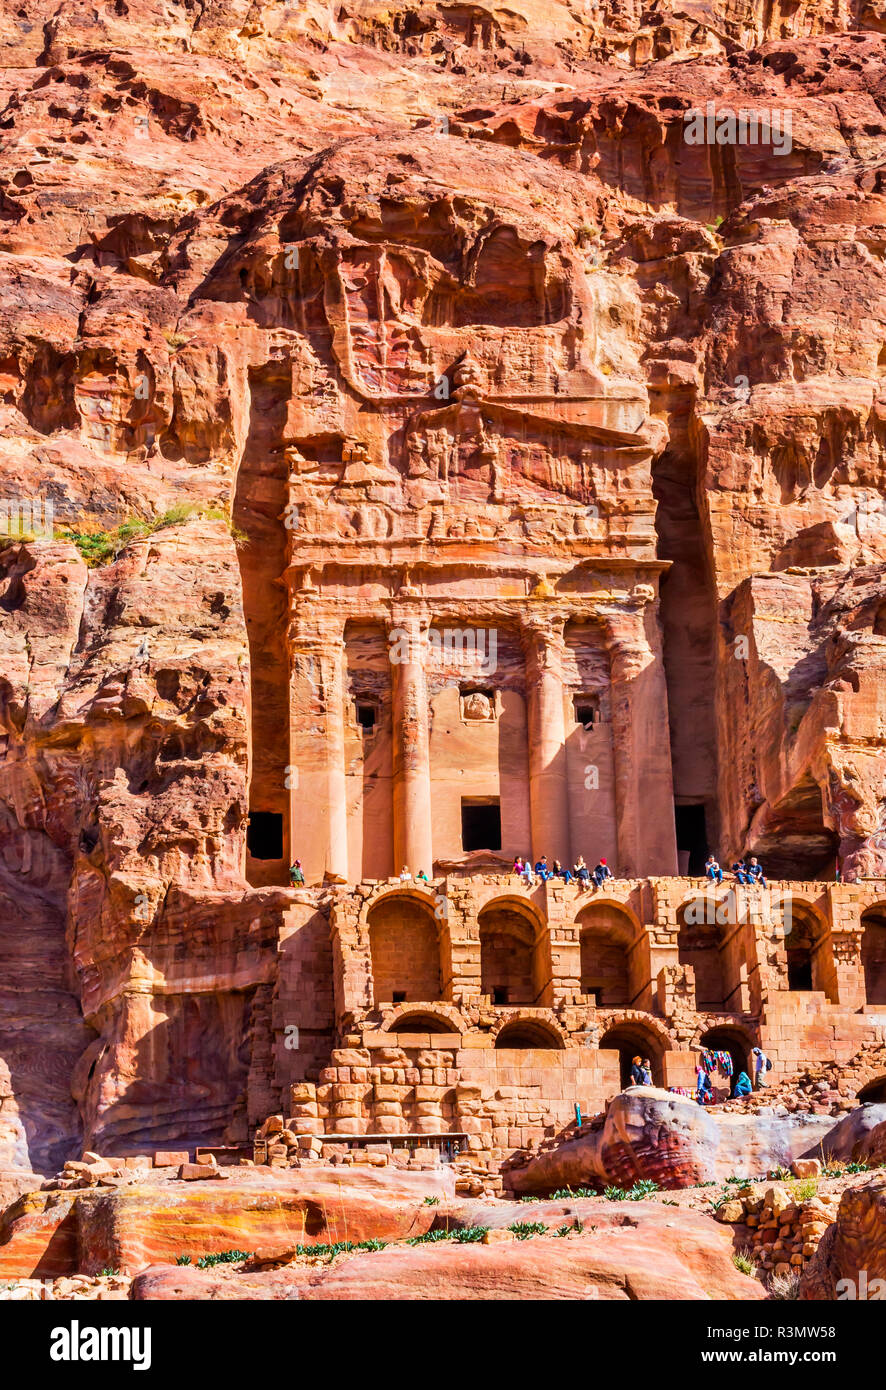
[195,1249,253,1269]
[175,1255,192,1266]
[732,1247,757,1278]
[451,1226,488,1244]
[61,505,241,567]
[508,1221,548,1240]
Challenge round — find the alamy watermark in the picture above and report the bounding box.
[0,496,54,539]
[683,887,794,936]
[836,1270,885,1300]
[683,101,792,156]
[388,625,498,677]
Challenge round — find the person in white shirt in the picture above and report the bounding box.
[399,866,413,882]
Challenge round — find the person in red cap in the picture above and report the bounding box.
[592,857,613,889]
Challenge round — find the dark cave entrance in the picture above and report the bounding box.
[247,811,284,861]
[675,801,708,876]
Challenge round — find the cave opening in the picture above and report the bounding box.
[247,811,284,861]
[674,801,708,876]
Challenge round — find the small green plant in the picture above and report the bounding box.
[295,1238,389,1260]
[769,1165,791,1181]
[604,1180,660,1202]
[406,1229,450,1246]
[627,1179,659,1200]
[100,1267,120,1277]
[845,1161,869,1174]
[661,1199,679,1207]
[423,1195,440,1205]
[175,1254,192,1265]
[195,1249,253,1269]
[794,1177,819,1201]
[732,1247,757,1278]
[555,1224,571,1237]
[550,1185,598,1199]
[61,505,241,568]
[508,1221,548,1240]
[451,1226,489,1244]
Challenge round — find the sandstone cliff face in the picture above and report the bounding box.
[2,0,886,1175]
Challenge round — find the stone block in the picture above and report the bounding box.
[153,1150,189,1168]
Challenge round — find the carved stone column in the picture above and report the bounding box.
[598,591,678,878]
[389,608,434,875]
[290,609,349,882]
[523,613,570,865]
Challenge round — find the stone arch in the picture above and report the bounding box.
[861,906,886,1006]
[494,1015,565,1050]
[598,1017,668,1088]
[857,1074,886,1104]
[576,900,644,1007]
[698,1024,755,1099]
[780,897,837,1001]
[383,1008,462,1035]
[367,892,442,1007]
[479,896,549,1007]
[676,892,737,1011]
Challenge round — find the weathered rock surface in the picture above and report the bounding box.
[0,1165,452,1276]
[507,1089,881,1192]
[2,0,886,1184]
[799,1174,886,1299]
[130,1200,764,1300]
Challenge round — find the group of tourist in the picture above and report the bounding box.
[694,1047,772,1105]
[705,854,767,887]
[512,854,614,889]
[289,853,772,891]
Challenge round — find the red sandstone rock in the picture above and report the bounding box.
[1,0,886,1238]
[799,1174,886,1299]
[0,1166,452,1276]
[129,1201,764,1300]
[508,1090,883,1192]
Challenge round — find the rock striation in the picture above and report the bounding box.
[1,0,886,1205]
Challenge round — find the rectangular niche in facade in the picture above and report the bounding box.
[461,797,502,852]
[573,694,599,727]
[247,811,284,860]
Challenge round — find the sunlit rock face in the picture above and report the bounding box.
[1,0,886,1180]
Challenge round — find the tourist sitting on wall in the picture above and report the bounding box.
[534,856,554,881]
[521,857,537,887]
[629,1055,645,1086]
[574,855,590,887]
[705,854,723,884]
[513,855,525,876]
[553,859,573,884]
[416,869,430,882]
[289,860,305,886]
[731,859,750,884]
[732,1070,753,1098]
[746,856,767,888]
[399,865,413,882]
[592,858,613,888]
